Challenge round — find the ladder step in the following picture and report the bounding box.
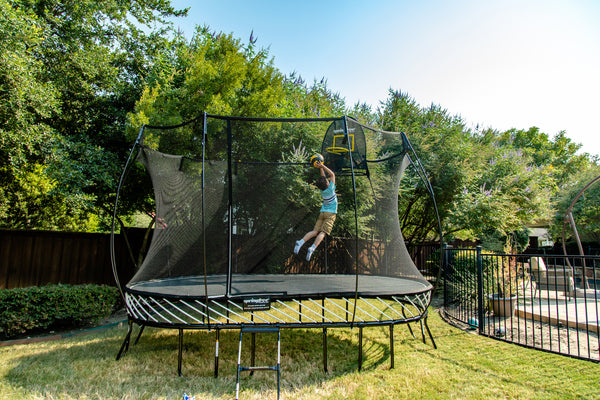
[241,326,280,333]
[240,366,279,372]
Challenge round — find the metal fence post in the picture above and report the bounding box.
[476,245,484,335]
[442,243,448,309]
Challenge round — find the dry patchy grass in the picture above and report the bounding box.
[1,307,598,399]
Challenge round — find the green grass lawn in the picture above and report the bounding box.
[1,306,598,399]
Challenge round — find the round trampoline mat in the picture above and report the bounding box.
[126,273,432,299]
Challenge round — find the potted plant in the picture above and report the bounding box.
[485,232,531,317]
[487,257,522,317]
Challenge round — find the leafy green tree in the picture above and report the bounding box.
[280,74,346,119]
[0,0,64,229]
[131,27,283,128]
[474,127,595,251]
[1,0,186,231]
[492,127,592,185]
[378,90,477,244]
[450,138,554,251]
[375,90,592,251]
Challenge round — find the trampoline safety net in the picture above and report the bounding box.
[116,115,434,302]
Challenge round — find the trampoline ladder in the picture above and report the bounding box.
[236,326,281,400]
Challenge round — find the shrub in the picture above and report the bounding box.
[0,284,120,339]
[446,249,502,303]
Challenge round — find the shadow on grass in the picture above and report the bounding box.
[3,321,425,399]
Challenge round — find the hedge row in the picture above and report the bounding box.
[0,284,120,339]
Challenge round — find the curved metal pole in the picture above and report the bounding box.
[402,132,444,292]
[110,125,145,299]
[561,174,600,289]
[348,120,444,297]
[567,212,585,258]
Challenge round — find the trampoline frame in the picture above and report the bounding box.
[117,287,436,376]
[111,114,443,378]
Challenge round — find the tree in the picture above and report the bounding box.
[474,127,595,251]
[280,73,346,119]
[375,90,591,251]
[377,90,477,244]
[0,0,63,229]
[1,0,187,231]
[450,136,554,251]
[125,28,348,223]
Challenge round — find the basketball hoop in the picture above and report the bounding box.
[325,146,350,155]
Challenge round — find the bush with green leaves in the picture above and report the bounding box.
[446,248,503,305]
[0,284,120,339]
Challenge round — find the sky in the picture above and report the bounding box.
[168,0,600,156]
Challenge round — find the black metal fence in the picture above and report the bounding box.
[442,245,600,362]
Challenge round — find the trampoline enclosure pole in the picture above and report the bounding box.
[343,116,360,326]
[226,119,233,298]
[202,112,210,329]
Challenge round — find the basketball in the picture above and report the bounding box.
[310,153,324,167]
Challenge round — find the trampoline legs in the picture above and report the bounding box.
[134,324,145,345]
[423,317,437,349]
[249,331,257,376]
[358,326,363,371]
[323,328,328,373]
[352,321,429,373]
[178,329,184,377]
[418,318,437,349]
[214,329,220,378]
[389,325,394,369]
[116,320,133,360]
[116,320,147,362]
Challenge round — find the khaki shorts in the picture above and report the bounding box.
[313,212,336,235]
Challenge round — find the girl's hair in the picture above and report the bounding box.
[315,176,329,190]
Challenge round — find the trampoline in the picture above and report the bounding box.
[111,114,442,378]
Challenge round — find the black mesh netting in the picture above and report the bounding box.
[321,118,367,176]
[120,116,433,299]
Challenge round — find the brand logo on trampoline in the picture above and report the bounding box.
[243,297,271,311]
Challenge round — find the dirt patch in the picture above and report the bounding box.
[441,306,600,362]
[484,314,599,361]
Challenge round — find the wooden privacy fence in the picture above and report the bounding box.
[1,229,460,290]
[0,229,145,289]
